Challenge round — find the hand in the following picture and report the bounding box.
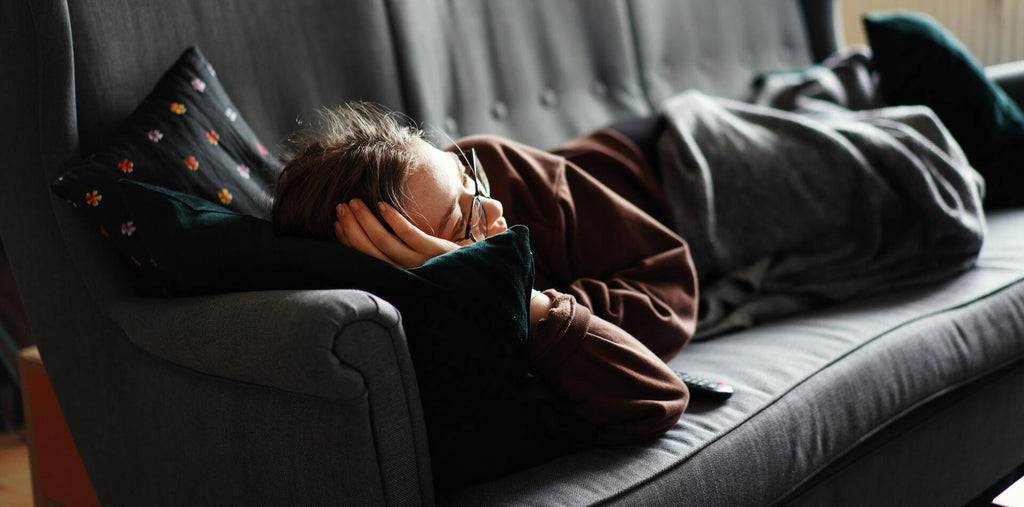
[334,198,465,268]
[530,289,553,325]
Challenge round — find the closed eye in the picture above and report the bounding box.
[453,210,467,241]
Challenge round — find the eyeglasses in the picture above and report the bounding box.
[459,148,491,243]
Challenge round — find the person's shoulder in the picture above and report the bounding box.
[449,134,530,151]
[448,134,565,168]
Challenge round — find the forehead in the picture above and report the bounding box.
[403,139,461,236]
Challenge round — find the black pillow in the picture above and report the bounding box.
[118,179,535,484]
[52,47,283,278]
[864,11,1024,208]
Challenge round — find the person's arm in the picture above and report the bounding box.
[476,135,693,443]
[527,289,689,444]
[558,130,699,361]
[457,134,699,362]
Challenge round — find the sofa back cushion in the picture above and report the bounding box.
[67,0,408,158]
[630,0,817,105]
[389,0,821,148]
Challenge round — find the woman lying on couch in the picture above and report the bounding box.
[272,102,697,456]
[272,95,984,485]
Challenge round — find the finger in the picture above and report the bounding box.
[333,221,348,247]
[348,199,425,268]
[333,204,350,247]
[339,200,401,266]
[378,202,461,258]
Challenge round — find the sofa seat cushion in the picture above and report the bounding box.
[444,209,1024,505]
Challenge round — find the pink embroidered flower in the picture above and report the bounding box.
[170,102,186,115]
[85,190,102,207]
[183,156,199,171]
[236,164,251,179]
[148,129,163,142]
[217,188,233,205]
[191,78,206,93]
[121,221,136,236]
[117,158,133,174]
[206,63,216,76]
[205,130,220,145]
[256,141,268,156]
[225,107,238,122]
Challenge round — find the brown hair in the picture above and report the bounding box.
[272,102,425,240]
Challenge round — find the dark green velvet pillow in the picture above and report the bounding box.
[118,180,535,483]
[864,11,1024,208]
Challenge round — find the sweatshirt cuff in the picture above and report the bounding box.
[529,289,592,377]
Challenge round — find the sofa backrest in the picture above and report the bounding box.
[67,0,835,154]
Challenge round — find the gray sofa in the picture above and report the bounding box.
[2,0,1023,505]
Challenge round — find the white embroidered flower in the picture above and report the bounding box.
[121,221,136,236]
[225,107,238,122]
[191,78,207,93]
[236,164,251,179]
[206,63,216,76]
[148,129,163,142]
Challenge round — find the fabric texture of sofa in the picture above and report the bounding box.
[1,0,1023,505]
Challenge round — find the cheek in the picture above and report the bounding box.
[402,205,445,239]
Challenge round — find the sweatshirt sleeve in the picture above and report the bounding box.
[453,133,698,359]
[529,289,689,444]
[556,131,698,361]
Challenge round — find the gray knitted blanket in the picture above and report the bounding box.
[657,50,986,338]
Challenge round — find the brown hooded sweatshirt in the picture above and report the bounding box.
[451,129,698,445]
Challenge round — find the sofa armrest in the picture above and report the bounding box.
[987,60,1024,109]
[107,288,434,505]
[109,289,401,399]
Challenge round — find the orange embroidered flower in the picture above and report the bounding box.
[205,130,220,145]
[85,190,102,207]
[99,225,109,238]
[118,158,134,174]
[129,256,142,267]
[217,188,233,205]
[170,102,186,114]
[183,156,199,171]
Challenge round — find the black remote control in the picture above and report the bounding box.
[676,372,734,400]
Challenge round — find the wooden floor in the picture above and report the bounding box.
[0,431,32,507]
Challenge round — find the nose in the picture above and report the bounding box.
[481,196,504,229]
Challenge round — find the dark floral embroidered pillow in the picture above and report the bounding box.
[52,46,282,278]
